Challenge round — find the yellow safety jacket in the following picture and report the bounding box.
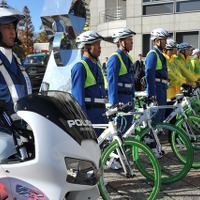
[191,57,200,78]
[176,53,198,85]
[163,53,186,99]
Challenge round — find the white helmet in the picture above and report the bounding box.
[150,28,170,41]
[192,49,200,56]
[112,28,136,43]
[76,31,104,49]
[0,4,24,24]
[166,38,177,49]
[177,42,190,51]
[189,44,195,50]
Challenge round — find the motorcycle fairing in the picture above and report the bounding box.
[15,91,97,145]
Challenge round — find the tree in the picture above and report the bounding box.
[34,25,49,43]
[12,44,26,62]
[1,0,7,6]
[18,6,35,55]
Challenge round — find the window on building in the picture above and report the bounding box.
[143,34,151,57]
[176,31,199,48]
[176,0,200,12]
[143,0,169,2]
[143,0,200,15]
[143,3,173,15]
[99,0,126,23]
[143,32,173,56]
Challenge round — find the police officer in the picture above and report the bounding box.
[176,42,198,86]
[0,4,32,126]
[191,48,200,79]
[163,38,186,99]
[107,27,136,132]
[145,28,169,122]
[71,30,107,137]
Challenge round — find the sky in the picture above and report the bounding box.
[7,0,45,32]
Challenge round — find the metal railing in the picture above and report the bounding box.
[99,6,126,23]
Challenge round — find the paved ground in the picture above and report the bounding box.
[97,135,200,200]
[98,167,200,199]
[97,99,200,200]
[158,168,200,200]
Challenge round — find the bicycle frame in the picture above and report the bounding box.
[94,103,163,158]
[147,94,197,141]
[93,121,135,177]
[121,107,162,153]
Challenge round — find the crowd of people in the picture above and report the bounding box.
[71,27,200,129]
[71,27,200,167]
[71,28,136,136]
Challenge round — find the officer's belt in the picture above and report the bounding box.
[118,83,133,88]
[85,97,107,104]
[155,78,169,85]
[118,91,133,95]
[86,104,106,109]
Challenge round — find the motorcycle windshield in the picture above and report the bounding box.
[15,91,97,145]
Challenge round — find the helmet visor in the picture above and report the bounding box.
[0,16,20,24]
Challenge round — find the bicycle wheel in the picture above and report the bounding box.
[191,100,200,116]
[184,105,200,118]
[98,138,161,200]
[134,122,193,184]
[175,115,200,168]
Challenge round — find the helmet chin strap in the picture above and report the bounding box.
[121,40,129,53]
[156,40,164,51]
[88,51,98,60]
[87,45,98,60]
[157,45,163,51]
[0,30,19,48]
[0,41,13,48]
[182,50,187,58]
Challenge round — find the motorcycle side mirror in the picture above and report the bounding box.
[40,82,50,95]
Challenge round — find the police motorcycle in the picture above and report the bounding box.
[0,90,102,200]
[0,0,102,199]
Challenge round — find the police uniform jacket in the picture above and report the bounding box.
[71,56,107,126]
[107,49,135,106]
[0,49,32,116]
[145,47,168,97]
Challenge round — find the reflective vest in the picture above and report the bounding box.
[113,52,134,76]
[146,50,162,70]
[0,61,32,103]
[80,60,106,88]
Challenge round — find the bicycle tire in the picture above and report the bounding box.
[191,100,200,115]
[184,106,200,118]
[175,115,200,168]
[98,137,161,200]
[134,122,193,184]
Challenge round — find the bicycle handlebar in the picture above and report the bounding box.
[102,101,132,117]
[181,84,200,97]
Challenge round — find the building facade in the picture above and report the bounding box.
[89,0,200,62]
